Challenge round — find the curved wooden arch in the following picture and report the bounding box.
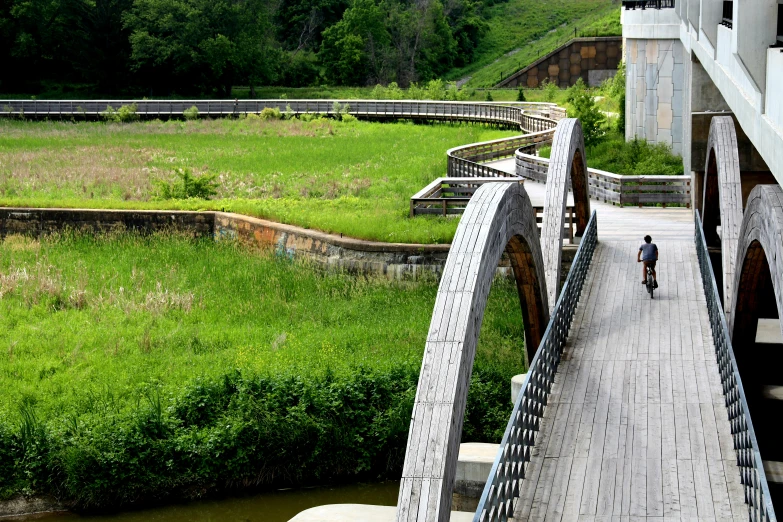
[395,182,549,522]
[728,184,783,345]
[701,116,743,323]
[541,118,591,308]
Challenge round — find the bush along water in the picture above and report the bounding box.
[0,364,511,508]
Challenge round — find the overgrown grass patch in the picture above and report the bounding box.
[0,232,526,505]
[540,130,684,175]
[0,118,518,244]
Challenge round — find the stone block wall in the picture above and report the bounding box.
[0,208,214,238]
[0,207,580,281]
[625,38,686,155]
[497,37,622,89]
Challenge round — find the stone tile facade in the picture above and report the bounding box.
[625,38,686,155]
[497,37,622,89]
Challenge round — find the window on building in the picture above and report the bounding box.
[777,3,783,43]
[721,0,733,28]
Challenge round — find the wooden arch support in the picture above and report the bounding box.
[541,118,591,308]
[702,116,743,323]
[395,182,549,522]
[728,184,783,344]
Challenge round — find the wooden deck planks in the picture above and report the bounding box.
[511,240,746,522]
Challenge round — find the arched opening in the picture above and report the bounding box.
[729,184,783,509]
[570,148,590,237]
[731,241,783,508]
[700,116,743,323]
[506,234,548,353]
[396,182,549,522]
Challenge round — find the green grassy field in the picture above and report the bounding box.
[0,232,525,504]
[0,232,524,423]
[447,3,621,88]
[0,118,518,244]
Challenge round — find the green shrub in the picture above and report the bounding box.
[101,103,139,123]
[516,88,526,102]
[341,113,358,123]
[183,106,199,120]
[484,90,494,102]
[284,104,295,120]
[260,107,282,120]
[153,168,219,200]
[541,79,559,102]
[539,131,684,175]
[566,78,605,146]
[2,364,509,507]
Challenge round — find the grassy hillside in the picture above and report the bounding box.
[449,2,621,88]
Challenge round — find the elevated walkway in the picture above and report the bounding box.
[396,118,776,522]
[513,239,746,520]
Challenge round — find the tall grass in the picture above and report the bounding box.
[0,118,518,244]
[0,232,527,504]
[540,130,685,175]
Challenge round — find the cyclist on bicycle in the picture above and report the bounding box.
[638,235,658,288]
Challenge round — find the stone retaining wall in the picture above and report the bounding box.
[497,37,622,89]
[0,207,578,281]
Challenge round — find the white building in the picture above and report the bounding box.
[622,0,783,208]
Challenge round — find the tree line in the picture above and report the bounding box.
[0,0,494,96]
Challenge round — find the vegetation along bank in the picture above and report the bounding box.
[0,232,525,508]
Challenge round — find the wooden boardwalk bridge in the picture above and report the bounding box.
[513,239,746,521]
[396,118,779,522]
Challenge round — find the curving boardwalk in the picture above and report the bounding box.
[512,240,747,521]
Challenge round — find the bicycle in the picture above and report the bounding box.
[646,265,655,299]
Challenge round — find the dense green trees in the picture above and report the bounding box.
[1,0,491,95]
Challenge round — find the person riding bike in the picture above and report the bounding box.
[637,235,658,288]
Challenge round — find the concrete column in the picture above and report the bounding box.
[624,38,686,155]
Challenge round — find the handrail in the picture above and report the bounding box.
[516,151,691,206]
[693,210,777,522]
[0,98,562,128]
[0,97,566,181]
[473,209,598,522]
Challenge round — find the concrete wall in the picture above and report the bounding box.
[497,37,621,89]
[625,38,686,155]
[735,0,779,91]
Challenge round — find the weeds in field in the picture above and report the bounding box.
[0,232,527,505]
[0,118,516,243]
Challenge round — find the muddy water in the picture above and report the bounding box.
[20,482,400,522]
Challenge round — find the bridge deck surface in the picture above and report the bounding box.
[485,159,693,241]
[511,240,746,522]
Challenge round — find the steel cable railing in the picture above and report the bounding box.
[473,210,598,522]
[694,210,777,522]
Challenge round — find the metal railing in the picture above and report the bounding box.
[622,0,675,9]
[474,210,598,522]
[408,177,576,241]
[694,210,777,522]
[448,127,557,178]
[516,152,691,207]
[0,98,562,128]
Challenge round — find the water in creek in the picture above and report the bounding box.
[19,481,400,522]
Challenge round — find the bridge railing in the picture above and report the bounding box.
[447,129,556,178]
[0,99,562,128]
[517,152,692,206]
[694,210,777,522]
[474,209,598,522]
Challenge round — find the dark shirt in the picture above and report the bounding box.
[639,242,658,261]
